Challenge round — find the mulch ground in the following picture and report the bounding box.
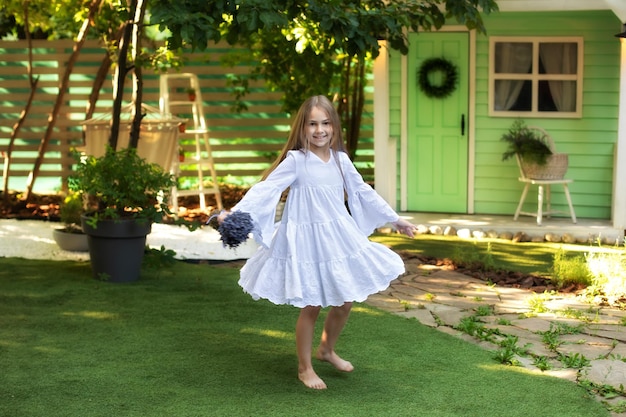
[0,188,580,294]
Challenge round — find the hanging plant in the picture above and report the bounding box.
[417,57,459,99]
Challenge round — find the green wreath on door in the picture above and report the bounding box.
[417,57,459,99]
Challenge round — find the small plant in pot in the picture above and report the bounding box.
[500,120,568,180]
[52,191,88,252]
[501,119,552,166]
[68,146,176,282]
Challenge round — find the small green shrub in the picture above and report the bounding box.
[584,241,626,305]
[550,248,591,288]
[474,305,494,316]
[559,352,590,369]
[451,242,496,271]
[493,347,520,366]
[533,356,552,371]
[455,316,484,336]
[527,291,553,314]
[493,335,527,366]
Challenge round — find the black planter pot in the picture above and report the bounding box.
[81,215,152,283]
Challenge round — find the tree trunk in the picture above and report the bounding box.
[3,2,39,200]
[336,55,366,161]
[347,57,365,162]
[129,0,147,149]
[24,0,102,201]
[110,0,147,150]
[109,6,134,150]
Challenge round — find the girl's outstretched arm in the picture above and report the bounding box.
[393,218,418,238]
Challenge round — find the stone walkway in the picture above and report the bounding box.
[366,254,626,416]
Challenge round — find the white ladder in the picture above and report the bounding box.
[159,73,223,213]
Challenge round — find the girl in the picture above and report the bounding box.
[219,95,417,389]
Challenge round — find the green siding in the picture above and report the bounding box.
[472,10,620,219]
[387,10,620,218]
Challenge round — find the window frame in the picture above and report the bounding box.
[488,36,584,118]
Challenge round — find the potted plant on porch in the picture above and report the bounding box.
[500,119,568,180]
[68,146,175,282]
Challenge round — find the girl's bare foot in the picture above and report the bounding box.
[298,368,327,389]
[316,350,354,372]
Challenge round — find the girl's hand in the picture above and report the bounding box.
[394,219,418,238]
[217,210,230,224]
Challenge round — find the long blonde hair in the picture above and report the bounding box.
[261,95,346,180]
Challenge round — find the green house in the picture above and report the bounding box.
[373,0,626,231]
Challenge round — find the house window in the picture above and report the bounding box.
[489,37,583,118]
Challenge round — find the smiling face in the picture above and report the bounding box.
[305,106,333,159]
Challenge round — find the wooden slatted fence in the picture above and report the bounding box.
[0,40,374,193]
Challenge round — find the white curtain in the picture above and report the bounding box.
[539,43,577,112]
[494,42,532,110]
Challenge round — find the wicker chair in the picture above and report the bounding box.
[513,126,577,226]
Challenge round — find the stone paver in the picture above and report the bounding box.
[367,257,626,416]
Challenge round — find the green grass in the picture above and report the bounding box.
[0,254,608,417]
[372,233,577,275]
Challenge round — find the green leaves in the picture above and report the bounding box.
[501,119,553,166]
[68,146,175,224]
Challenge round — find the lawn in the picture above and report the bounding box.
[0,249,609,417]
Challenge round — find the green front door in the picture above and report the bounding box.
[407,32,469,212]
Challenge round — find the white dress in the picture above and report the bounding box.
[232,149,405,308]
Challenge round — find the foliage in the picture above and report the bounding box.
[150,0,499,159]
[68,146,175,227]
[3,1,500,162]
[143,245,178,269]
[474,304,493,316]
[58,191,84,233]
[492,335,527,366]
[539,322,583,352]
[533,355,552,371]
[0,0,127,40]
[558,352,590,369]
[584,241,626,306]
[526,291,553,314]
[550,247,591,288]
[451,241,496,271]
[501,119,553,166]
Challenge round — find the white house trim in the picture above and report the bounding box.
[468,29,477,214]
[497,0,616,13]
[613,37,626,231]
[400,52,409,211]
[373,41,396,206]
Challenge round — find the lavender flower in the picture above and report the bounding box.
[217,211,254,248]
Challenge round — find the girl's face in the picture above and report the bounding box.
[305,106,333,152]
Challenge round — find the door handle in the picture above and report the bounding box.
[461,114,465,136]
